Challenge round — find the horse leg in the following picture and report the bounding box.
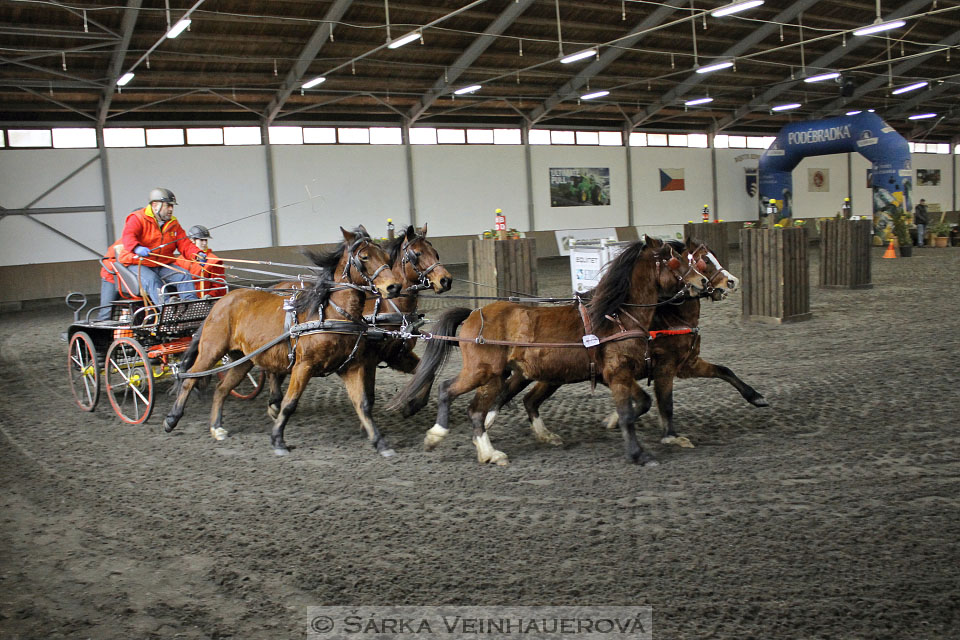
[485,369,531,429]
[609,376,657,465]
[468,380,509,466]
[522,382,564,446]
[164,349,225,433]
[269,363,312,456]
[652,368,694,449]
[680,357,769,407]
[207,360,253,440]
[340,360,396,458]
[423,369,488,451]
[266,372,286,420]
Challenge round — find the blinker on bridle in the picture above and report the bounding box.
[401,235,439,290]
[341,238,390,291]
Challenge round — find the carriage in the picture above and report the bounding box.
[64,260,263,425]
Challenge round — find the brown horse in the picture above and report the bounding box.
[163,227,403,456]
[388,237,710,466]
[484,240,766,449]
[262,225,453,435]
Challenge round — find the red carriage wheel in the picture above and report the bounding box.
[104,336,155,425]
[218,355,265,400]
[68,331,100,411]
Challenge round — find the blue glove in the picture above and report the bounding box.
[197,252,207,264]
[134,246,150,258]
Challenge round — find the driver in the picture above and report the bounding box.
[117,188,205,305]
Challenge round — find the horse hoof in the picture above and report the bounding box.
[537,433,564,447]
[380,448,397,458]
[163,417,177,433]
[661,435,695,449]
[629,451,658,466]
[273,446,289,457]
[423,424,449,451]
[210,427,229,441]
[488,451,510,466]
[751,397,770,408]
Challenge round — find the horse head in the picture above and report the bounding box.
[397,224,453,293]
[648,236,709,298]
[684,238,739,300]
[339,227,402,299]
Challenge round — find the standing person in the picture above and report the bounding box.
[914,199,929,247]
[176,225,226,297]
[117,188,205,304]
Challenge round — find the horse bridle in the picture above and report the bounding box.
[340,237,391,294]
[686,244,731,296]
[659,245,709,297]
[400,235,440,292]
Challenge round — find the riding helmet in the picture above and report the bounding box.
[148,187,178,204]
[187,225,211,240]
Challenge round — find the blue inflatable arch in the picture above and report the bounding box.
[758,113,912,236]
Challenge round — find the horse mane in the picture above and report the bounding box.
[587,239,652,330]
[382,232,409,267]
[293,227,369,316]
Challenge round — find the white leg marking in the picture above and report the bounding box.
[661,435,695,448]
[531,416,564,446]
[473,432,509,466]
[423,424,449,451]
[210,426,229,441]
[605,411,619,430]
[484,410,498,429]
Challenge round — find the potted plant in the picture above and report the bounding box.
[890,208,912,257]
[929,221,951,248]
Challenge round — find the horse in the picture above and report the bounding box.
[163,227,403,456]
[262,224,453,435]
[387,236,711,466]
[483,240,767,449]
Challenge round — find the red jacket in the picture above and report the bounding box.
[118,205,200,266]
[175,251,226,297]
[99,241,123,284]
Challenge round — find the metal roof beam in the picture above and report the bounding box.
[710,0,931,133]
[263,0,354,125]
[97,0,142,126]
[406,0,535,124]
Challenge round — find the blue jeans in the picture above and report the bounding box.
[98,279,119,320]
[916,223,925,246]
[134,264,198,305]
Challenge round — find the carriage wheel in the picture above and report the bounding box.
[68,331,100,411]
[218,355,266,400]
[104,336,155,425]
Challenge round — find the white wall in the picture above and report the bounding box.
[630,147,713,227]
[716,149,761,222]
[532,145,629,230]
[792,153,850,218]
[912,153,954,215]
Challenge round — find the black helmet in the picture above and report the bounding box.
[148,187,177,204]
[187,225,211,240]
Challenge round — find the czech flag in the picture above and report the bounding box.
[659,168,685,191]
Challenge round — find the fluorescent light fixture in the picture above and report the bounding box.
[453,84,481,95]
[560,48,597,64]
[867,109,874,112]
[771,102,801,111]
[301,76,326,89]
[117,72,135,86]
[711,0,764,18]
[853,19,906,37]
[846,110,862,115]
[684,97,714,106]
[695,60,734,74]
[166,18,191,39]
[908,113,937,120]
[580,90,609,100]
[387,31,421,49]
[891,81,928,95]
[804,71,840,83]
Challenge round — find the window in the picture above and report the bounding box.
[747,136,773,149]
[369,127,401,144]
[437,128,466,144]
[337,128,370,144]
[598,131,622,146]
[575,131,599,145]
[668,134,688,147]
[303,127,337,144]
[628,132,647,147]
[647,133,668,146]
[688,133,709,148]
[147,128,185,146]
[52,128,96,148]
[187,128,223,145]
[103,128,145,147]
[528,129,551,145]
[550,130,575,145]
[268,126,303,145]
[409,128,437,145]
[224,127,260,145]
[934,143,949,154]
[9,129,53,147]
[713,134,729,148]
[493,128,521,145]
[467,129,494,144]
[728,135,746,148]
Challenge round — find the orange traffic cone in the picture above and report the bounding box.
[882,239,897,259]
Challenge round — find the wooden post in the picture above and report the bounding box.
[740,227,811,324]
[468,237,537,300]
[683,222,729,268]
[819,218,873,289]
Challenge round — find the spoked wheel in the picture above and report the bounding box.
[105,336,155,425]
[68,331,100,411]
[218,354,265,400]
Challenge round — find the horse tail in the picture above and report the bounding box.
[387,306,472,415]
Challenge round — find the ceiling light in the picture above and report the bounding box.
[710,0,764,18]
[771,103,801,111]
[804,71,841,83]
[908,113,937,120]
[695,60,734,74]
[453,84,481,95]
[684,97,714,106]
[891,81,929,95]
[581,90,609,100]
[853,19,906,37]
[846,110,862,115]
[166,18,191,39]
[560,48,597,64]
[117,72,135,87]
[301,76,326,89]
[387,31,421,49]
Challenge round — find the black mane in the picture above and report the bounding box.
[586,238,652,330]
[293,227,370,316]
[382,233,408,267]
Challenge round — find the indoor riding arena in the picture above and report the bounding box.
[2,246,959,639]
[3,2,960,639]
